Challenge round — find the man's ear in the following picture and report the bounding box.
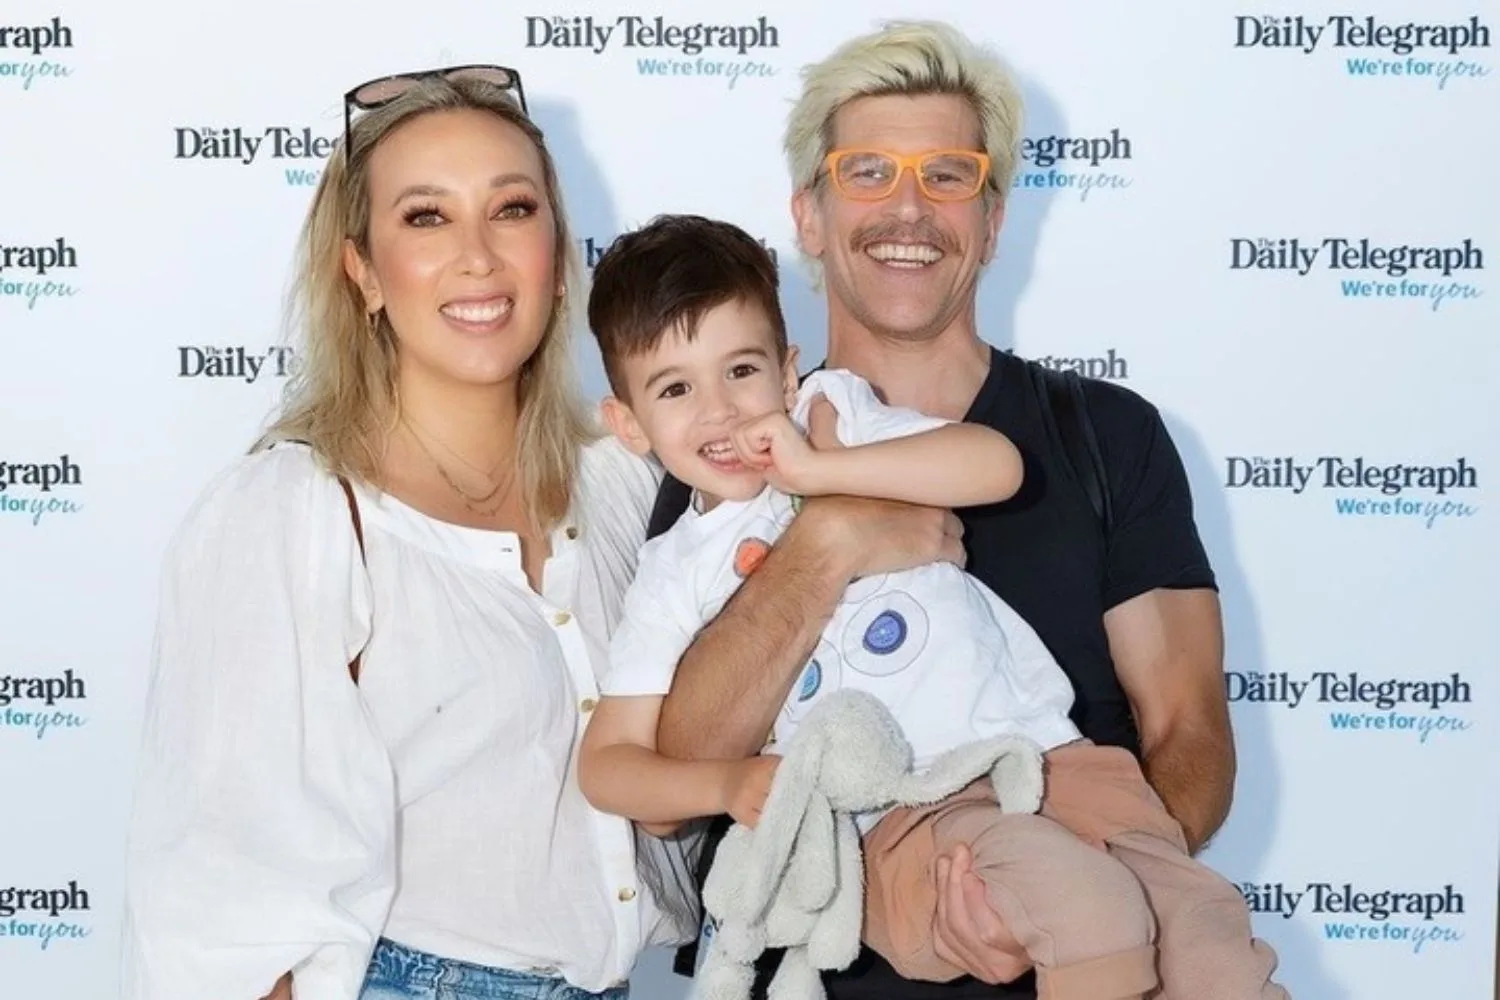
[600,396,651,457]
[781,344,802,410]
[981,196,1006,266]
[342,239,383,313]
[791,188,826,260]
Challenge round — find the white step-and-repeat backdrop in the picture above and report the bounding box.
[2,2,1496,998]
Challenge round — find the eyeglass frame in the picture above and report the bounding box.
[341,64,528,166]
[819,148,994,202]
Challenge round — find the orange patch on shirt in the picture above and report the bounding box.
[734,538,772,578]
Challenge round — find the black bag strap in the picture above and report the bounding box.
[647,471,694,541]
[1030,364,1114,537]
[649,471,722,976]
[337,475,367,684]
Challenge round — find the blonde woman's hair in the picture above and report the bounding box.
[261,75,593,533]
[784,21,1024,278]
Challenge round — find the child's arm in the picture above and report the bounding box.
[733,406,1023,509]
[579,693,779,836]
[810,421,1022,508]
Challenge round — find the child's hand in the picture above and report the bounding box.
[721,755,781,829]
[730,412,824,495]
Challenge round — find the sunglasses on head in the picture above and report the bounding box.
[342,64,527,165]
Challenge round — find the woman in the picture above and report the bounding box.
[121,68,696,1000]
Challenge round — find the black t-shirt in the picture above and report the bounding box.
[651,346,1217,999]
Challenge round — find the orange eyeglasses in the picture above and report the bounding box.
[822,149,992,202]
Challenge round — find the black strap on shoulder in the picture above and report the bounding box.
[338,476,367,684]
[647,471,694,541]
[651,469,721,976]
[1030,364,1114,537]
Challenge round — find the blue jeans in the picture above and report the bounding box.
[360,938,630,1000]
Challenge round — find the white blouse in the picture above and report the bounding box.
[122,438,695,1000]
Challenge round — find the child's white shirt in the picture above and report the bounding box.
[604,369,1082,780]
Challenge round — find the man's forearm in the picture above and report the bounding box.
[657,512,850,760]
[1106,588,1233,855]
[1142,723,1236,854]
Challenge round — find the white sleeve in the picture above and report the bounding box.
[600,538,699,697]
[794,368,949,446]
[121,446,395,1000]
[572,436,664,639]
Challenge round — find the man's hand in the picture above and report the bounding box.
[931,844,1031,984]
[720,755,781,829]
[801,494,967,580]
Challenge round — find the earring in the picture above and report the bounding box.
[367,309,381,337]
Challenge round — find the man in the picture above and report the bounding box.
[653,20,1233,999]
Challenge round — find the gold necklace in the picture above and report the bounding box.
[405,411,511,481]
[402,418,517,517]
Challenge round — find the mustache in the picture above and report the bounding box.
[850,219,957,255]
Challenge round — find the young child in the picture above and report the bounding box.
[578,215,1288,1000]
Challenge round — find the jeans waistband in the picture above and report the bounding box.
[364,937,629,999]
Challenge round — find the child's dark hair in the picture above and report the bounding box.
[587,214,787,399]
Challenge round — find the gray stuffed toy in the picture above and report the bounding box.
[694,689,1046,1000]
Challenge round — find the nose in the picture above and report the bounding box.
[457,219,500,277]
[887,165,930,222]
[699,382,739,425]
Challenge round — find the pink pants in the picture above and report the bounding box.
[862,742,1290,1000]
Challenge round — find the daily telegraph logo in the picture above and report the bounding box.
[577,233,778,270]
[0,669,87,740]
[1233,15,1491,89]
[524,14,780,89]
[578,235,618,270]
[0,17,73,91]
[1224,455,1479,527]
[0,880,92,950]
[1239,881,1465,954]
[1032,349,1129,381]
[1014,129,1132,203]
[1227,671,1473,743]
[172,127,336,188]
[0,239,79,310]
[1228,238,1483,311]
[177,345,299,383]
[0,455,84,526]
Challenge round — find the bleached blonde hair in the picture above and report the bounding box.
[261,75,593,534]
[785,20,1024,202]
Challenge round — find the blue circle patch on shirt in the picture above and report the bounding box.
[862,610,908,654]
[797,660,823,702]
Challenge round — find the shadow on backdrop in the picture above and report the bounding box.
[1163,421,1341,1000]
[977,74,1062,358]
[529,96,621,406]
